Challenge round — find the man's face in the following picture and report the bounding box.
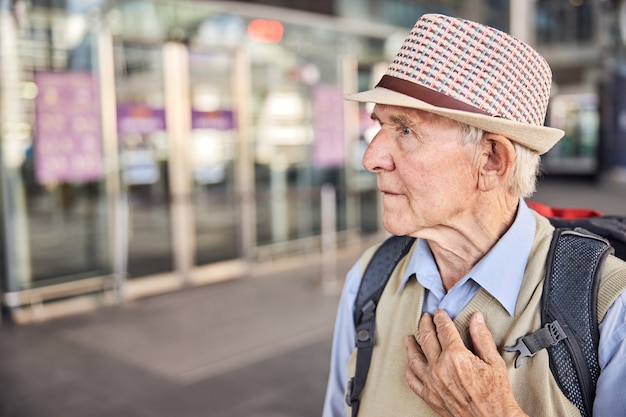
[363,104,481,237]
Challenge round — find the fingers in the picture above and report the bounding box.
[418,312,441,360]
[421,310,500,363]
[418,309,469,362]
[404,335,426,395]
[408,311,518,417]
[430,309,466,351]
[469,311,503,365]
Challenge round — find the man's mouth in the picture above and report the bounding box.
[380,189,399,196]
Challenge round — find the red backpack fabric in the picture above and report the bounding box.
[527,201,603,220]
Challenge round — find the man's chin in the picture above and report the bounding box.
[382,221,407,237]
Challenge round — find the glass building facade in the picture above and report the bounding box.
[0,0,407,321]
[1,0,623,322]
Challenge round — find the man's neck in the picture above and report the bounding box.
[418,195,519,292]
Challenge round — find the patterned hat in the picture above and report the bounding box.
[346,14,564,154]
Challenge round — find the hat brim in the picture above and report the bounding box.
[346,87,564,155]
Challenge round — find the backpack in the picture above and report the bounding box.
[345,214,626,417]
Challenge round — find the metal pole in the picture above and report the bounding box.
[97,26,126,301]
[234,45,256,264]
[510,0,536,45]
[163,42,195,285]
[1,1,32,297]
[320,183,340,292]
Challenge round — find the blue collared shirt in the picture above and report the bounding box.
[322,200,626,417]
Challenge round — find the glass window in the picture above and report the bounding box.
[188,49,240,264]
[536,0,594,45]
[113,42,174,278]
[250,32,352,253]
[1,6,111,291]
[542,92,600,175]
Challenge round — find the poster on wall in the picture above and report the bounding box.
[117,104,166,135]
[191,109,235,131]
[116,104,166,185]
[34,71,103,184]
[311,84,346,168]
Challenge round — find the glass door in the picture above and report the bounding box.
[1,6,112,293]
[188,49,241,265]
[113,41,173,278]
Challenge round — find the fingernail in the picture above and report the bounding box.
[474,311,485,323]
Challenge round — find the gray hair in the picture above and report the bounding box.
[456,123,540,198]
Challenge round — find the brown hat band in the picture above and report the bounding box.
[376,75,491,117]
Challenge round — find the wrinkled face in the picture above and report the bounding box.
[363,104,481,237]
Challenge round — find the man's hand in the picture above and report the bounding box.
[404,310,528,417]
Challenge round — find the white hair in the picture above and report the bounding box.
[456,123,540,198]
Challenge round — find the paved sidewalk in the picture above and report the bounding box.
[0,177,624,417]
[0,240,368,417]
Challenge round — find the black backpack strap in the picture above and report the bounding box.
[543,228,612,417]
[505,228,612,416]
[548,216,626,260]
[345,235,416,417]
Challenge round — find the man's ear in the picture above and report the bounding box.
[478,134,516,192]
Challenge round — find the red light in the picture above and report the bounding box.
[247,19,284,43]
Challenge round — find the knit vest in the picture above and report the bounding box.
[346,213,626,417]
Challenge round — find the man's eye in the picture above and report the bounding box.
[402,127,412,135]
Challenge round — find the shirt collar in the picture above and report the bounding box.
[398,199,536,315]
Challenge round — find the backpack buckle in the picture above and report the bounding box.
[504,320,568,368]
[345,377,356,406]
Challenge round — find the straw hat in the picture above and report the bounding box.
[346,14,564,155]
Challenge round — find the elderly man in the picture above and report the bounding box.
[322,14,626,417]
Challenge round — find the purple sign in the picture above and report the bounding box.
[116,104,166,185]
[192,109,235,131]
[117,104,166,135]
[34,71,103,184]
[311,85,346,167]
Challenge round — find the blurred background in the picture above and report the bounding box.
[1,0,626,416]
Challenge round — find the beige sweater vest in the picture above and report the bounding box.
[346,213,626,417]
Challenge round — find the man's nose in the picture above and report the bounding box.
[362,133,394,173]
